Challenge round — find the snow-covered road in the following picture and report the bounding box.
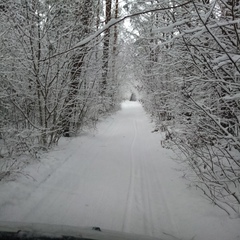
[0,101,239,240]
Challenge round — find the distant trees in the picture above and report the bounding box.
[0,0,123,177]
[130,0,240,217]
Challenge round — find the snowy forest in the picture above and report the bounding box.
[0,0,240,218]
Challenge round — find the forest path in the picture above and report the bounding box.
[0,101,239,240]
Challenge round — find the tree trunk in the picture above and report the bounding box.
[63,0,94,136]
[101,0,112,95]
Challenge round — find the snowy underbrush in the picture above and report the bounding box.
[0,100,122,182]
[162,127,240,218]
[140,96,240,218]
[0,129,42,182]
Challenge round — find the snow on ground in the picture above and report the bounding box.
[0,101,239,240]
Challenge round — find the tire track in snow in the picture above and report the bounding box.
[141,158,155,237]
[133,119,156,237]
[121,112,158,236]
[121,119,138,232]
[128,116,177,238]
[133,121,155,237]
[152,161,180,238]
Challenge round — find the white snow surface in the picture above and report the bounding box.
[0,101,239,240]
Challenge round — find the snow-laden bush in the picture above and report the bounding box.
[0,0,123,180]
[132,0,240,217]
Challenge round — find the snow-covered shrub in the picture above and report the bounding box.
[131,0,240,217]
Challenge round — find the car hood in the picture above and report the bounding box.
[0,221,168,240]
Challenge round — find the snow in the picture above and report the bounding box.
[212,54,240,69]
[74,19,120,48]
[0,101,239,240]
[154,20,188,33]
[223,93,240,100]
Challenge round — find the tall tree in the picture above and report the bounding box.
[101,0,112,94]
[62,0,95,136]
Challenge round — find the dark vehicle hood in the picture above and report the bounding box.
[0,221,167,240]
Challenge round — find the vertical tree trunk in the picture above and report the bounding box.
[111,0,119,90]
[63,0,94,136]
[113,0,119,56]
[101,0,112,95]
[96,0,101,30]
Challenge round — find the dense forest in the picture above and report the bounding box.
[0,0,239,217]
